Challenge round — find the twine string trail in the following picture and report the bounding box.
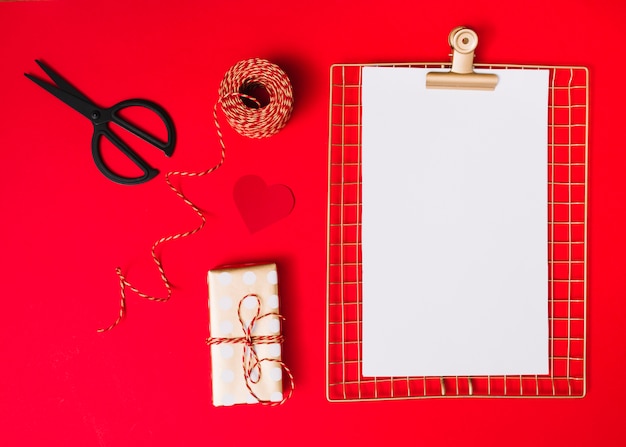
[98,58,294,332]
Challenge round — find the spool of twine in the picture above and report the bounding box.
[219,58,293,138]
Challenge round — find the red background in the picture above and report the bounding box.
[1,0,624,445]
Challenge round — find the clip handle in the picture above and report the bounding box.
[448,27,478,74]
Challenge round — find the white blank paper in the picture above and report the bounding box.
[361,67,549,377]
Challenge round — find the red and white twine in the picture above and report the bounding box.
[219,58,293,138]
[98,59,294,332]
[206,294,295,405]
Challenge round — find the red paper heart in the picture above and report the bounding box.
[233,175,295,233]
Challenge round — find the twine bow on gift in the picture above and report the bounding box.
[206,294,294,405]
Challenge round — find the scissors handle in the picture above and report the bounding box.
[91,129,159,185]
[91,99,177,185]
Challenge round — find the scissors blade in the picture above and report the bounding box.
[34,60,91,103]
[25,73,99,120]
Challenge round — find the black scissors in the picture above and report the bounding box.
[25,60,176,185]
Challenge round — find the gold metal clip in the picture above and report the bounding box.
[426,27,498,90]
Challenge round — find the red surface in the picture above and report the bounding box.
[0,1,624,446]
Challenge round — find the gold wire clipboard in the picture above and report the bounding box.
[325,51,588,400]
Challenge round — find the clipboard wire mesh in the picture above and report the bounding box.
[326,63,588,400]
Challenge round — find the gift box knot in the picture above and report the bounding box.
[207,293,294,405]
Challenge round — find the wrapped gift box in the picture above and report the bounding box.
[207,263,284,406]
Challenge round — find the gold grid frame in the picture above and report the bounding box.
[326,63,588,401]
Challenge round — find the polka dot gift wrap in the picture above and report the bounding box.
[207,263,285,406]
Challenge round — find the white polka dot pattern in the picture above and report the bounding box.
[269,391,283,402]
[220,345,234,359]
[221,369,235,383]
[267,270,278,285]
[270,367,282,382]
[268,344,281,357]
[243,271,256,285]
[219,296,233,310]
[222,394,235,406]
[268,294,279,309]
[268,318,280,334]
[219,320,234,334]
[218,272,232,285]
[242,295,257,309]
